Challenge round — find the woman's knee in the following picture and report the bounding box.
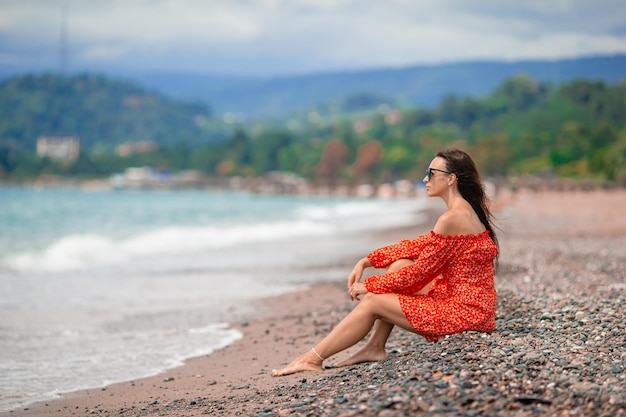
[358,293,408,326]
[358,293,394,316]
[387,258,414,273]
[356,292,380,313]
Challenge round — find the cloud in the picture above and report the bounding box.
[0,0,625,76]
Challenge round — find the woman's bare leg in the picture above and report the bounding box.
[337,258,434,367]
[336,282,434,367]
[272,293,413,376]
[336,319,393,366]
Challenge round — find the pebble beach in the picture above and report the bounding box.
[6,189,626,417]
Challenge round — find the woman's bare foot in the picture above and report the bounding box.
[272,350,323,377]
[336,346,387,367]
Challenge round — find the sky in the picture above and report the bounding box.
[1,0,625,77]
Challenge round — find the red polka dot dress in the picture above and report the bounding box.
[364,230,498,342]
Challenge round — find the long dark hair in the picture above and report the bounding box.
[436,148,499,253]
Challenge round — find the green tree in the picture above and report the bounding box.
[251,130,295,174]
[604,128,626,185]
[472,133,514,176]
[492,74,546,112]
[551,122,591,166]
[383,144,414,179]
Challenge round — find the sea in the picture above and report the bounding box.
[0,186,432,411]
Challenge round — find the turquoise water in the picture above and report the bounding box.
[0,187,429,411]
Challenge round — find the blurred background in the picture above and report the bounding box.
[0,0,625,189]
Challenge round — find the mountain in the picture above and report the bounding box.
[2,55,624,120]
[0,73,216,152]
[131,54,626,118]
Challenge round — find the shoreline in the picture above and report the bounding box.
[6,280,356,417]
[0,188,438,414]
[3,173,622,199]
[5,189,626,417]
[3,197,440,417]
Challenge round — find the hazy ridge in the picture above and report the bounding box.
[132,54,626,117]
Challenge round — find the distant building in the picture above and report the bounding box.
[36,135,80,162]
[110,166,170,189]
[116,141,157,157]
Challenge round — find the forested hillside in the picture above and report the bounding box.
[192,76,626,185]
[0,73,625,186]
[0,74,216,153]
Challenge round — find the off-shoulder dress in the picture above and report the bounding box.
[364,230,498,342]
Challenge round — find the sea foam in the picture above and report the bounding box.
[2,220,333,273]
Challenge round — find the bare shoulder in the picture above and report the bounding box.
[433,209,484,236]
[433,211,461,235]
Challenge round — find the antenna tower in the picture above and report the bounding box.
[60,6,68,74]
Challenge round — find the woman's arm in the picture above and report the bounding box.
[364,234,459,294]
[367,235,429,268]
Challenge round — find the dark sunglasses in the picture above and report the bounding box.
[425,167,452,180]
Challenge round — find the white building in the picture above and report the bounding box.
[36,135,80,162]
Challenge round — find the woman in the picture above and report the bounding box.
[272,148,499,376]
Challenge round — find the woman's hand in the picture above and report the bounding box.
[348,282,368,301]
[347,257,369,287]
[347,257,372,300]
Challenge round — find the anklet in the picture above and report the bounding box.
[311,347,325,361]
